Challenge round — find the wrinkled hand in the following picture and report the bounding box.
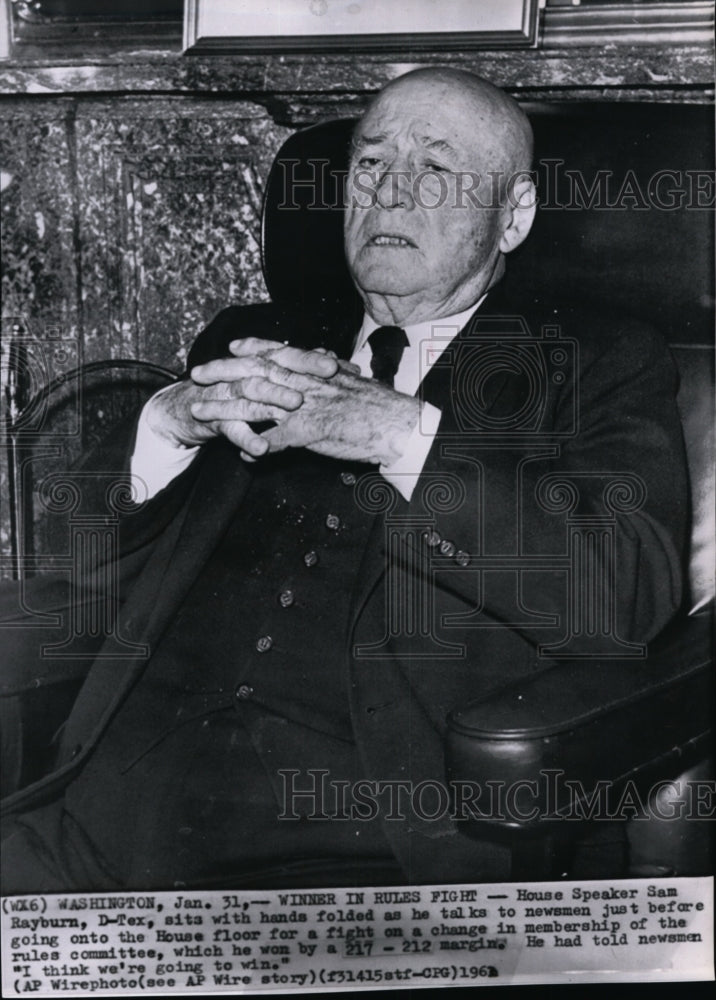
[145,338,339,459]
[260,370,422,466]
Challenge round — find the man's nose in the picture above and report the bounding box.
[375,166,414,210]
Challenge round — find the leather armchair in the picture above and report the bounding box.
[446,609,712,878]
[446,335,714,875]
[441,103,715,878]
[2,105,713,883]
[1,355,175,796]
[3,351,176,577]
[262,108,714,879]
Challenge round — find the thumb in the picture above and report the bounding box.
[261,424,290,453]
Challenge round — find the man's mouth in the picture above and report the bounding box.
[367,234,416,248]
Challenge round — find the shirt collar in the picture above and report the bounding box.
[356,297,486,356]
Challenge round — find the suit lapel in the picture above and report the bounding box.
[344,289,539,879]
[347,292,519,637]
[75,442,252,718]
[6,308,364,813]
[7,442,254,811]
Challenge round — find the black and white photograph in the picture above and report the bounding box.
[0,0,714,994]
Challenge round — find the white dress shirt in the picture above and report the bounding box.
[130,300,483,502]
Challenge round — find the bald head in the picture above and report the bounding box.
[344,67,537,326]
[365,67,534,176]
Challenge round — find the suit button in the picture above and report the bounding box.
[278,589,295,608]
[255,635,273,653]
[340,472,357,486]
[235,683,253,701]
[439,539,456,557]
[455,550,470,567]
[304,550,319,567]
[424,529,441,548]
[326,514,341,530]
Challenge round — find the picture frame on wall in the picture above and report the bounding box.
[183,0,541,54]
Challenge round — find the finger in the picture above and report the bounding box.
[190,370,305,411]
[227,336,288,357]
[190,357,255,385]
[233,375,303,411]
[228,336,339,374]
[259,360,318,393]
[215,420,269,458]
[223,429,268,458]
[261,422,306,453]
[190,398,290,424]
[261,362,347,401]
[226,337,337,376]
[193,357,297,387]
[271,345,339,378]
[261,425,286,453]
[337,359,361,375]
[192,348,336,386]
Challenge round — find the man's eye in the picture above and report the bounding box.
[425,162,450,174]
[357,157,381,168]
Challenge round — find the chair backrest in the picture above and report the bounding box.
[262,105,715,611]
[262,105,714,344]
[671,344,715,612]
[5,359,176,572]
[262,118,359,316]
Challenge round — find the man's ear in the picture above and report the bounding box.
[499,176,537,254]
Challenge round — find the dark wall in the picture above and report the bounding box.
[518,103,715,346]
[261,104,715,347]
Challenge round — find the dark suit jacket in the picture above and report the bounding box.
[0,281,688,883]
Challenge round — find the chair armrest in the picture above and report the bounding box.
[446,610,712,833]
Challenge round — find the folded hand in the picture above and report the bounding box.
[146,337,339,457]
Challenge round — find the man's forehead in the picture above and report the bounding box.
[356,83,498,144]
[352,127,464,170]
[353,104,492,166]
[354,74,532,172]
[361,84,466,124]
[353,121,456,148]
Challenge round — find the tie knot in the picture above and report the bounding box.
[367,326,409,387]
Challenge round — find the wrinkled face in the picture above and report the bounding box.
[344,78,514,322]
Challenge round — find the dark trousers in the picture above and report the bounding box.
[1,709,393,894]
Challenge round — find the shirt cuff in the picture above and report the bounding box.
[379,402,442,502]
[130,386,200,501]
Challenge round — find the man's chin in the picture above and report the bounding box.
[349,262,424,300]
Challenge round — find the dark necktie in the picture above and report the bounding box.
[367,326,409,388]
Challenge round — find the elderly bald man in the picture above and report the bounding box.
[1,69,686,892]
